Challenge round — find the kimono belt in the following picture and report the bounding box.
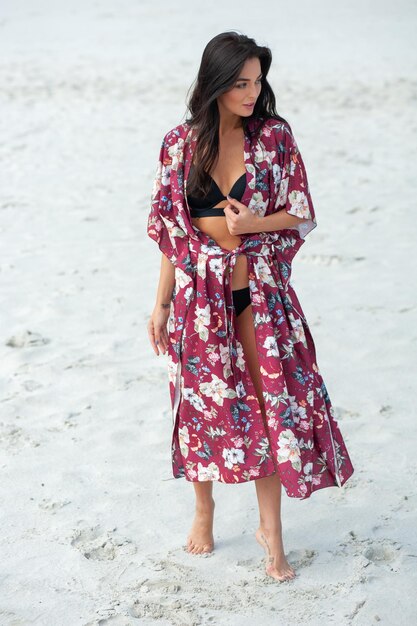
[174,230,306,400]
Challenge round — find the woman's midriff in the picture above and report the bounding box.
[190,214,249,290]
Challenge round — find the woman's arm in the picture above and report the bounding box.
[224,199,305,236]
[147,253,175,356]
[249,210,304,233]
[155,252,175,309]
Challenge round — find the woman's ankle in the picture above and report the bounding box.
[195,496,215,513]
[258,520,282,534]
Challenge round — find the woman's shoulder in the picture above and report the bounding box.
[257,116,294,142]
[161,121,193,147]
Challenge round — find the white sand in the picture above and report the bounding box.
[1,1,416,624]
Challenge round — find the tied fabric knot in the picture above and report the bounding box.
[173,233,300,401]
[222,246,247,399]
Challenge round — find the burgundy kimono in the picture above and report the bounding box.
[147,116,354,499]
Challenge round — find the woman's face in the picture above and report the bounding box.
[217,56,263,118]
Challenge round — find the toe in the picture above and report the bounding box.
[267,565,293,582]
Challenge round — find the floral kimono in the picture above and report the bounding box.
[147,116,354,499]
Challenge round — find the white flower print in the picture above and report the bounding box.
[263,335,279,357]
[222,447,245,469]
[281,340,295,359]
[160,163,171,187]
[175,266,193,290]
[272,162,282,190]
[167,138,184,171]
[248,191,268,216]
[200,374,237,406]
[253,257,275,287]
[218,342,232,380]
[288,312,307,346]
[289,395,307,424]
[176,210,188,233]
[197,461,220,481]
[219,343,230,365]
[277,429,302,472]
[246,161,256,188]
[287,189,311,218]
[194,303,211,342]
[183,388,207,412]
[235,379,246,399]
[254,143,275,166]
[235,339,246,372]
[162,215,186,241]
[184,286,194,306]
[197,252,208,279]
[303,461,313,482]
[167,354,177,386]
[275,177,289,209]
[200,243,214,255]
[253,311,272,326]
[253,256,276,287]
[178,425,190,458]
[209,257,224,283]
[151,162,162,197]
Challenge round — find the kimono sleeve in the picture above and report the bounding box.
[147,135,178,265]
[275,124,317,240]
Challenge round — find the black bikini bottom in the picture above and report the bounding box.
[232,286,251,316]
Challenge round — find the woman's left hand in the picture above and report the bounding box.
[223,195,261,236]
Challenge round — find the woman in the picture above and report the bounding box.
[147,31,354,582]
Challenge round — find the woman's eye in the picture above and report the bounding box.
[235,79,262,89]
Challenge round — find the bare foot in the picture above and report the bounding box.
[255,526,296,581]
[186,498,215,555]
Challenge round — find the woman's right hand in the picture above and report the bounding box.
[147,304,171,356]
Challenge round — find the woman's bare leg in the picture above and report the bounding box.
[186,481,215,554]
[235,304,295,580]
[254,473,295,580]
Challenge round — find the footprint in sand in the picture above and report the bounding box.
[0,421,39,452]
[6,329,50,348]
[333,405,361,421]
[286,547,317,569]
[71,525,136,561]
[130,581,198,625]
[379,404,393,417]
[38,498,71,513]
[345,534,403,572]
[363,542,400,565]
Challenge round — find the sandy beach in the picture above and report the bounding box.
[1,0,417,624]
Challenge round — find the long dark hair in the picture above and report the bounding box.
[185,30,288,197]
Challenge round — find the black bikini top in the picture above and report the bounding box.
[186,164,246,217]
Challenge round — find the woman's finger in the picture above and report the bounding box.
[226,195,247,210]
[147,320,160,356]
[155,325,170,354]
[159,328,169,353]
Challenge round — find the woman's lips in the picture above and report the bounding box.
[243,103,255,108]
